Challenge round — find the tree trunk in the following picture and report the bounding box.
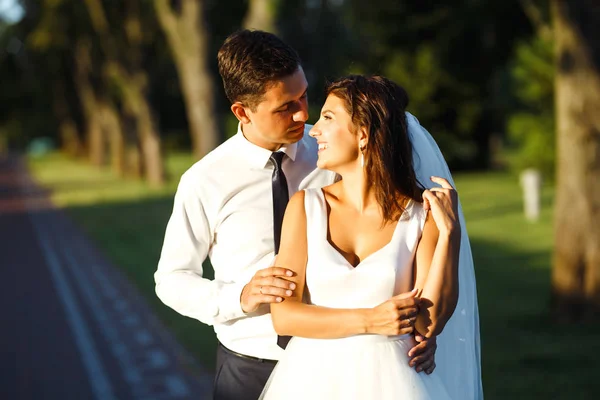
[154,0,220,159]
[74,38,129,176]
[97,100,126,176]
[114,66,164,186]
[551,0,600,319]
[73,39,105,166]
[84,0,165,186]
[120,111,143,179]
[243,0,279,33]
[52,78,82,158]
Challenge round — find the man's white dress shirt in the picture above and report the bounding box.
[155,124,336,361]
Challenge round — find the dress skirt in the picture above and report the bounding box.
[260,334,452,400]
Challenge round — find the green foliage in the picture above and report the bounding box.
[507,111,555,174]
[383,46,442,122]
[344,0,534,169]
[2,0,541,168]
[382,45,478,166]
[278,0,355,110]
[506,36,555,177]
[224,112,240,139]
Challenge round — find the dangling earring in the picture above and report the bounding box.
[360,146,365,168]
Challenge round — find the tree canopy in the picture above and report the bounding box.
[1,0,546,175]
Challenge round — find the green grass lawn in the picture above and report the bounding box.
[29,153,600,399]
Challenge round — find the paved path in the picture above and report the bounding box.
[0,155,213,399]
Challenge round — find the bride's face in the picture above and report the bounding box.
[309,94,362,171]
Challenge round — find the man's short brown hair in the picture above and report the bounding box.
[217,30,302,110]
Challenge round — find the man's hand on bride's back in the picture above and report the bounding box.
[365,288,419,336]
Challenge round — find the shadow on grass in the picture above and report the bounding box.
[61,194,600,398]
[472,238,600,399]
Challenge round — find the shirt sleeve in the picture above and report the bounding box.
[154,174,247,326]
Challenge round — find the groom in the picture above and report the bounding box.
[155,30,438,400]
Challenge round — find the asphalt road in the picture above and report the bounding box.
[0,155,213,400]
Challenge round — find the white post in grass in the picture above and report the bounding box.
[520,168,542,222]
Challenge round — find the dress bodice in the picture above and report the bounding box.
[303,188,427,309]
[259,190,452,400]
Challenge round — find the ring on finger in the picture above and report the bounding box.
[260,286,263,295]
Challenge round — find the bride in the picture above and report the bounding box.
[260,75,477,399]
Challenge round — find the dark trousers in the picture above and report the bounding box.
[213,343,277,400]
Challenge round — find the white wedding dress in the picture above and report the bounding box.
[260,188,452,400]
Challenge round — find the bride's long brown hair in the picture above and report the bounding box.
[326,75,423,223]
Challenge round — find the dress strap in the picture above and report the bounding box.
[411,201,428,234]
[404,200,428,237]
[302,188,328,247]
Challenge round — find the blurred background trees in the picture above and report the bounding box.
[506,0,555,179]
[2,2,599,317]
[2,0,548,174]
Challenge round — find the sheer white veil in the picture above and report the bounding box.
[406,112,484,399]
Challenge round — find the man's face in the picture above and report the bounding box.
[241,67,309,151]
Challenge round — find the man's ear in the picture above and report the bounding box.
[231,102,252,124]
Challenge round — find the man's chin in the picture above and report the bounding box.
[286,128,305,142]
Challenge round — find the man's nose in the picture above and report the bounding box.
[293,101,309,122]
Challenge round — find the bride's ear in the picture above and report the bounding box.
[358,126,369,149]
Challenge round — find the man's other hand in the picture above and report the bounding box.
[408,334,437,374]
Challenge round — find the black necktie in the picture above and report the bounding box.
[270,151,291,349]
[270,152,289,255]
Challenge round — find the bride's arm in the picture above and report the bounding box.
[413,179,461,338]
[270,191,418,339]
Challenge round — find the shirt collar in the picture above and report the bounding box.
[235,123,299,168]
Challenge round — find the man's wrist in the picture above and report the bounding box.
[219,281,247,321]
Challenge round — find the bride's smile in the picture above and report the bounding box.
[310,95,363,172]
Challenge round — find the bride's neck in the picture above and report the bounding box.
[337,169,377,214]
